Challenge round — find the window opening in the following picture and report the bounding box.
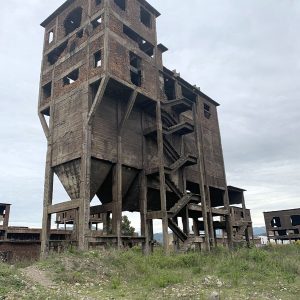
[114,0,126,11]
[64,7,83,36]
[186,181,200,194]
[89,80,101,103]
[271,216,281,228]
[42,82,52,99]
[277,229,287,236]
[164,76,175,100]
[182,86,196,102]
[63,69,79,85]
[48,41,68,65]
[48,31,54,44]
[94,50,102,67]
[204,103,211,119]
[77,29,84,38]
[92,16,102,29]
[130,52,142,86]
[291,215,300,226]
[41,107,50,117]
[140,7,151,28]
[69,41,77,53]
[123,25,154,57]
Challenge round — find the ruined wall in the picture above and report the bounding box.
[0,242,40,262]
[264,209,300,239]
[231,207,251,223]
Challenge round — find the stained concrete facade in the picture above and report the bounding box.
[38,0,252,255]
[264,208,300,243]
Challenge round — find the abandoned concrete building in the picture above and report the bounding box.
[264,208,300,243]
[38,0,253,256]
[0,204,71,261]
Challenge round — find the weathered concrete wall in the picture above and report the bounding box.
[0,242,40,262]
[264,209,300,240]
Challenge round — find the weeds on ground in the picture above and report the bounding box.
[0,263,24,297]
[3,244,300,299]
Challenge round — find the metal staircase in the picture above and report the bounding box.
[144,97,200,248]
[168,218,188,242]
[143,121,194,137]
[233,222,248,241]
[162,97,194,114]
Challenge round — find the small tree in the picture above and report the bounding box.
[121,215,135,236]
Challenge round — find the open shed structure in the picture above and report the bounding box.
[38,0,252,256]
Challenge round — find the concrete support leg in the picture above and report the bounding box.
[112,163,122,249]
[173,217,180,252]
[223,191,233,249]
[41,161,54,259]
[162,216,169,254]
[193,100,210,251]
[139,171,149,254]
[193,218,201,251]
[103,212,110,236]
[147,219,154,253]
[205,186,215,248]
[182,207,190,235]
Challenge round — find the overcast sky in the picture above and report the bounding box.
[0,0,299,231]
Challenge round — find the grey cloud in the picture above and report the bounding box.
[0,0,299,229]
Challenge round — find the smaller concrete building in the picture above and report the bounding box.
[264,208,300,243]
[0,204,72,262]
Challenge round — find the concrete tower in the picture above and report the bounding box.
[38,0,236,256]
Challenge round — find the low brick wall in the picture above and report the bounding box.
[0,241,41,262]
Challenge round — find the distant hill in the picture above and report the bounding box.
[253,226,267,236]
[154,233,163,243]
[154,226,267,242]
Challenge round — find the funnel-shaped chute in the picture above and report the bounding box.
[53,158,112,201]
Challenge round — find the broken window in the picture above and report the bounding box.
[277,229,287,236]
[182,86,196,102]
[130,52,142,86]
[204,103,211,119]
[69,41,77,53]
[47,41,68,65]
[64,7,83,36]
[95,0,102,5]
[271,216,281,228]
[42,82,52,99]
[63,69,79,85]
[94,50,102,67]
[294,229,299,234]
[123,25,154,57]
[92,16,102,29]
[77,29,84,38]
[89,80,101,103]
[164,76,176,100]
[291,215,300,226]
[114,0,126,11]
[140,7,151,28]
[41,107,50,117]
[48,31,54,44]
